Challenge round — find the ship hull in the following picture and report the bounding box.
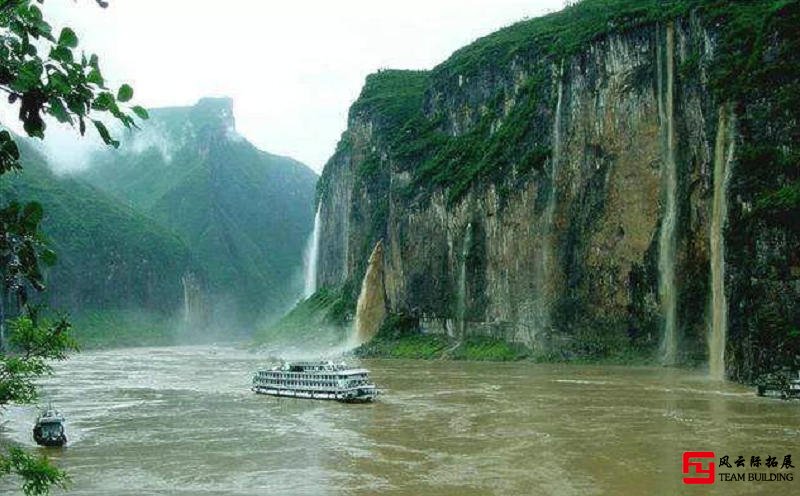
[252,386,377,403]
[34,435,67,447]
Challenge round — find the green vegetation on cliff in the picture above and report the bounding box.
[82,98,318,328]
[724,1,800,378]
[329,0,797,207]
[1,141,195,347]
[353,314,500,361]
[3,142,194,312]
[349,70,430,139]
[253,286,354,346]
[70,310,180,349]
[353,313,653,363]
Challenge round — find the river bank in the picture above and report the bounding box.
[352,313,657,366]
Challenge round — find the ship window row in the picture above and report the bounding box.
[257,378,369,389]
[260,372,346,381]
[270,381,334,388]
[257,372,367,383]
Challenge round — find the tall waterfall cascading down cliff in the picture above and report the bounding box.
[354,240,386,345]
[534,63,565,342]
[456,223,473,338]
[303,205,322,299]
[657,23,679,365]
[709,106,736,381]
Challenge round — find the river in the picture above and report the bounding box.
[1,345,798,495]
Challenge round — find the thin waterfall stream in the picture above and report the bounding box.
[303,205,322,299]
[709,106,735,380]
[658,23,679,365]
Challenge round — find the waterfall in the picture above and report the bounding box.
[181,272,204,326]
[658,24,679,365]
[709,106,735,380]
[182,274,191,323]
[354,240,386,346]
[303,205,322,299]
[544,64,564,278]
[456,223,473,338]
[533,63,565,341]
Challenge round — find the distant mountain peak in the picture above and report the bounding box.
[189,97,235,134]
[80,94,318,329]
[142,97,237,146]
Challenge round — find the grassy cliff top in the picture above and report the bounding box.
[348,70,430,135]
[434,0,702,78]
[349,0,794,110]
[324,0,798,207]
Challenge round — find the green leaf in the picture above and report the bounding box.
[48,98,73,125]
[92,120,119,148]
[23,118,45,140]
[50,45,74,64]
[0,131,21,161]
[92,92,116,111]
[40,249,57,267]
[22,201,44,228]
[117,84,133,103]
[13,60,43,93]
[0,132,22,174]
[87,68,104,86]
[28,5,44,22]
[48,71,71,94]
[132,105,149,120]
[36,20,55,42]
[58,27,78,48]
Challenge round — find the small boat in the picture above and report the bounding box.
[756,370,800,399]
[33,406,67,447]
[252,360,379,403]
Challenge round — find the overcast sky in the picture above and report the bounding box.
[40,0,565,173]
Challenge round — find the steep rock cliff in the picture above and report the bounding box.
[317,0,800,380]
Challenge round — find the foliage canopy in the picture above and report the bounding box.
[1,1,144,494]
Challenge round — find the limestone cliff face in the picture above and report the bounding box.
[317,2,800,380]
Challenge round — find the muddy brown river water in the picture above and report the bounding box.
[1,345,798,495]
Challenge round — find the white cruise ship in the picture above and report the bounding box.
[252,360,379,403]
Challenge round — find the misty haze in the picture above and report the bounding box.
[1,1,799,495]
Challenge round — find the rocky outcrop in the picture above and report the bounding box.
[316,1,800,381]
[354,240,387,345]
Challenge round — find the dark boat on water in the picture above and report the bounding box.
[756,370,800,400]
[33,407,67,447]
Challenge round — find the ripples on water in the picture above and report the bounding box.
[1,346,798,495]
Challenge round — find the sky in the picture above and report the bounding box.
[38,0,566,173]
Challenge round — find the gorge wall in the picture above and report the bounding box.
[315,1,800,381]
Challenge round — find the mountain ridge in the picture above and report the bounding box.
[81,97,318,330]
